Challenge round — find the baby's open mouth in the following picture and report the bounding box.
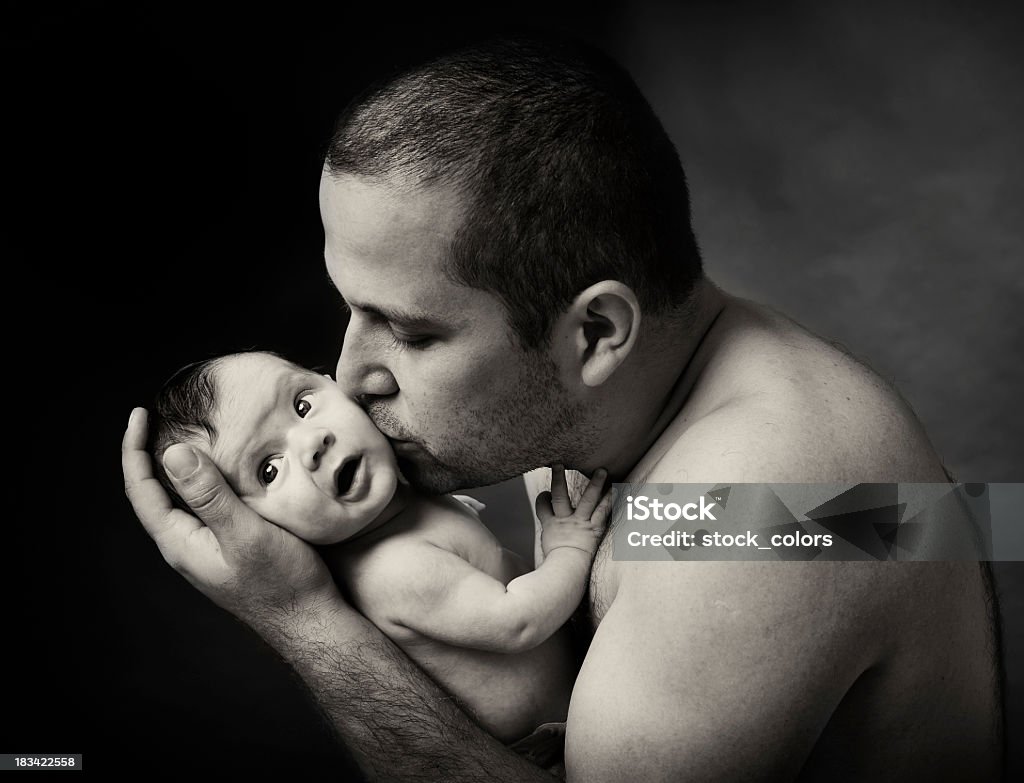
[335,457,361,497]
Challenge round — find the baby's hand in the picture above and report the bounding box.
[452,494,487,515]
[536,465,613,558]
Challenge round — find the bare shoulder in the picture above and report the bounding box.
[657,299,949,483]
[571,301,1000,779]
[331,518,443,616]
[334,495,518,621]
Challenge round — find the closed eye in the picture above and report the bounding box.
[387,326,432,350]
[385,331,430,350]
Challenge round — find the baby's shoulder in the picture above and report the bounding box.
[347,495,504,591]
[346,495,482,566]
[341,498,499,623]
[399,493,501,552]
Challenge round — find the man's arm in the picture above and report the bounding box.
[564,558,887,781]
[261,593,562,781]
[122,408,555,782]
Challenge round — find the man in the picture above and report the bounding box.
[122,37,1002,780]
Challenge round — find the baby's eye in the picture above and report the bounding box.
[260,457,283,486]
[295,394,313,418]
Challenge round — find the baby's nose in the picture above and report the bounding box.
[301,429,335,471]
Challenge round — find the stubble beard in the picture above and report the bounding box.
[366,352,598,495]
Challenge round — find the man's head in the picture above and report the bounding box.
[321,36,705,492]
[150,351,401,544]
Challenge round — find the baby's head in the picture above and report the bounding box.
[149,351,401,545]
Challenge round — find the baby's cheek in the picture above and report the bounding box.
[247,494,305,537]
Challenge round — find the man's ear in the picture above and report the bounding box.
[559,281,641,387]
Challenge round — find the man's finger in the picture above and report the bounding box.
[574,468,608,519]
[163,443,262,546]
[549,464,573,517]
[122,408,204,549]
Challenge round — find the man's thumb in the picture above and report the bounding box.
[163,443,200,480]
[163,444,234,526]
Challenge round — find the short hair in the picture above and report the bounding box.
[147,357,223,509]
[325,35,704,349]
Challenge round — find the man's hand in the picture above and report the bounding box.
[124,407,558,782]
[536,465,612,558]
[121,408,342,629]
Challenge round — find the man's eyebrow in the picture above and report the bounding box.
[341,296,458,331]
[323,267,465,330]
[357,303,449,330]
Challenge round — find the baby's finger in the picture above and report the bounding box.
[573,468,608,519]
[588,489,615,531]
[534,490,556,524]
[549,464,573,518]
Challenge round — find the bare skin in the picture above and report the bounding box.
[548,301,1001,781]
[122,175,1001,781]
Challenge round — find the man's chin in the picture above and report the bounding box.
[396,456,466,495]
[399,455,528,495]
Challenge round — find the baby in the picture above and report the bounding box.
[148,350,611,745]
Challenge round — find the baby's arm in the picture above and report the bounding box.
[360,467,611,654]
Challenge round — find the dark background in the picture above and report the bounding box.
[8,1,1022,778]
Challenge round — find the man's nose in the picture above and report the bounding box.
[335,321,400,399]
[294,426,335,471]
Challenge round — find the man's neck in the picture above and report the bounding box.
[589,280,728,481]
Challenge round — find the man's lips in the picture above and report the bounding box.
[365,404,416,443]
[388,438,421,453]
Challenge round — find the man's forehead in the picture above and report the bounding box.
[319,173,486,324]
[319,173,463,257]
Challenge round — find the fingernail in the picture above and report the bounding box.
[164,445,199,480]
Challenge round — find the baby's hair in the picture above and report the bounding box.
[148,349,291,509]
[148,356,225,509]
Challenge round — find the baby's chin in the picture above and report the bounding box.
[283,515,360,546]
[280,500,392,546]
[304,529,356,546]
[255,509,353,546]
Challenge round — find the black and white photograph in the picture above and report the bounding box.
[9,1,1023,779]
